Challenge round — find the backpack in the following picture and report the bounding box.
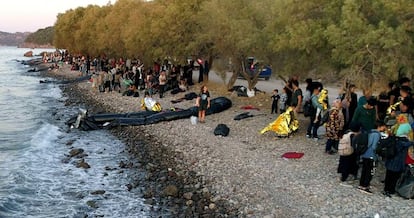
[303,100,315,117]
[320,110,330,125]
[376,135,398,159]
[396,165,414,199]
[352,132,369,155]
[214,124,230,136]
[338,131,355,156]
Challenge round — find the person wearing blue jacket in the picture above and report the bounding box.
[358,121,387,194]
[383,123,414,197]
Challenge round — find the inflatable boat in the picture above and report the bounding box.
[66,97,232,131]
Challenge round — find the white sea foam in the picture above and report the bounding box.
[40,85,62,99]
[29,123,61,150]
[0,47,151,217]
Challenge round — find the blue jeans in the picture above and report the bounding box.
[307,114,320,138]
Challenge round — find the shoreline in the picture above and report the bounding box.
[38,63,414,217]
[41,66,239,217]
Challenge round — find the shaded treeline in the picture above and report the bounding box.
[53,0,414,88]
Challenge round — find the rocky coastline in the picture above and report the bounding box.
[42,66,239,217]
[38,64,414,218]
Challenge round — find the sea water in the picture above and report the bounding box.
[0,47,151,217]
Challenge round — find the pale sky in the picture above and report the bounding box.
[0,0,116,33]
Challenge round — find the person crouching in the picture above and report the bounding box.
[141,91,162,112]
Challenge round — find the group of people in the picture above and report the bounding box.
[308,77,414,198]
[56,51,213,123]
[265,77,326,137]
[267,75,414,198]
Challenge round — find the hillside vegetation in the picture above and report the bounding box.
[53,0,414,88]
[23,27,54,48]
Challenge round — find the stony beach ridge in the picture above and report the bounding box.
[44,64,414,217]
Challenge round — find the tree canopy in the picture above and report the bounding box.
[53,0,414,88]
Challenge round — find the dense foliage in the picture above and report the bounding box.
[53,0,414,88]
[24,27,54,45]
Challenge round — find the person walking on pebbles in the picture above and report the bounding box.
[195,85,210,123]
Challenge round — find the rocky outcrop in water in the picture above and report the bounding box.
[23,51,33,57]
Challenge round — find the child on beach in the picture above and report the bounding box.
[195,85,210,123]
[271,89,280,114]
[279,87,288,113]
[315,88,329,123]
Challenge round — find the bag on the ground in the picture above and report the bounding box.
[375,135,398,159]
[396,165,414,199]
[303,100,315,117]
[338,131,355,156]
[214,124,230,136]
[352,132,369,155]
[184,92,198,100]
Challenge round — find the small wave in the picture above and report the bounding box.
[41,86,62,99]
[30,123,61,149]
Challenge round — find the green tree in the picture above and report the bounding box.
[54,7,87,52]
[25,26,54,45]
[197,0,273,90]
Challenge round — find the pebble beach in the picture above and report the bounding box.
[44,64,414,217]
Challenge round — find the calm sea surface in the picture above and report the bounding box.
[0,47,150,217]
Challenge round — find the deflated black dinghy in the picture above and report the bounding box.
[66,97,232,131]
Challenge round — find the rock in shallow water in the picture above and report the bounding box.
[76,159,90,169]
[69,148,84,157]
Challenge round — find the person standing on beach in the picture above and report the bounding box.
[337,122,360,186]
[291,80,303,115]
[279,87,288,113]
[195,85,210,123]
[271,89,280,114]
[357,121,387,194]
[340,84,358,130]
[158,70,167,98]
[351,97,377,132]
[383,116,413,197]
[325,99,345,154]
[306,82,323,140]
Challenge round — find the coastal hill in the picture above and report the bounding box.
[0,27,53,48]
[0,31,31,46]
[22,27,54,48]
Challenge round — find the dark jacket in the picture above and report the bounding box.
[351,105,376,131]
[385,139,413,172]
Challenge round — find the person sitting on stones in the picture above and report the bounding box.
[122,84,139,97]
[170,78,188,95]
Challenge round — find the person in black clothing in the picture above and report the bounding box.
[284,76,298,107]
[198,59,204,83]
[187,61,194,86]
[389,77,410,105]
[271,89,280,114]
[341,84,358,130]
[204,60,210,82]
[377,90,390,121]
[399,85,413,113]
